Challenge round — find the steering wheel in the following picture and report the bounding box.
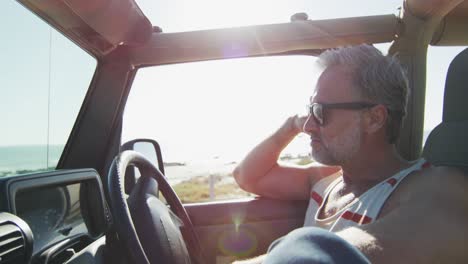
[107,150,205,264]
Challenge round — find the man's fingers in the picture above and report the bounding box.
[295,115,309,132]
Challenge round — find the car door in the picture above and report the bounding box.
[185,198,308,263]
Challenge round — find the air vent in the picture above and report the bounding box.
[0,213,33,264]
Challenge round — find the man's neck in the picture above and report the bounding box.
[339,144,411,191]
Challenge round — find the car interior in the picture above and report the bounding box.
[1,0,468,263]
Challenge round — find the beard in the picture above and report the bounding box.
[310,118,362,166]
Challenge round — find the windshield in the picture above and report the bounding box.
[0,2,96,177]
[136,0,402,33]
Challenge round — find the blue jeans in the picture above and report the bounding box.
[264,227,370,264]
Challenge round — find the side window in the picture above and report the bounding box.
[123,56,318,203]
[423,46,466,144]
[0,2,96,177]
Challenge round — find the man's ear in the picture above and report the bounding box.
[365,105,387,134]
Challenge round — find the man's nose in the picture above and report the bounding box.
[303,115,319,135]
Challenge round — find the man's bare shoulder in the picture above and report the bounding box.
[380,165,468,218]
[423,166,468,193]
[351,166,468,263]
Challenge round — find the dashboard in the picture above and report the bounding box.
[15,183,87,254]
[0,169,108,263]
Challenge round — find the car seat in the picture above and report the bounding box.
[422,47,468,173]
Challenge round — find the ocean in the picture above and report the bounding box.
[0,144,238,180]
[1,130,433,177]
[0,145,63,176]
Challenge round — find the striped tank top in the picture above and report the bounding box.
[303,158,430,232]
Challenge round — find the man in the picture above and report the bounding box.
[233,44,468,263]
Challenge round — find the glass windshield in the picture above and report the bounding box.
[0,2,96,177]
[136,0,402,33]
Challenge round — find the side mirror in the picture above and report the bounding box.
[121,138,165,175]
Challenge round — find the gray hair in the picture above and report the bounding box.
[317,44,409,144]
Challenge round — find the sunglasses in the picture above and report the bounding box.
[306,102,377,126]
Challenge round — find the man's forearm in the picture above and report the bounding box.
[233,116,302,191]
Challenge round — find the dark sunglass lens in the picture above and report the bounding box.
[313,104,324,125]
[307,105,314,115]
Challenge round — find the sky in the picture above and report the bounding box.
[0,0,466,164]
[0,1,95,148]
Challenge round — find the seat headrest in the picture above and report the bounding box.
[423,48,468,170]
